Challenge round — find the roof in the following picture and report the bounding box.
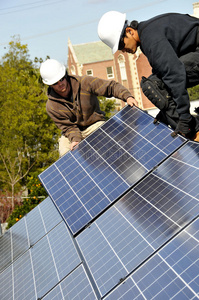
[72,41,113,64]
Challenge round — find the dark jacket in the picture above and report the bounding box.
[138,13,199,119]
[46,75,132,143]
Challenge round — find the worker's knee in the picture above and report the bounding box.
[180,51,199,87]
[81,121,105,138]
[58,135,71,157]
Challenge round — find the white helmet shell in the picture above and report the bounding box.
[40,59,66,85]
[98,11,126,54]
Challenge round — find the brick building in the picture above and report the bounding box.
[67,38,153,112]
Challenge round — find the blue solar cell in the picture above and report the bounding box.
[105,217,199,300]
[39,106,185,235]
[131,218,199,299]
[12,218,29,261]
[47,222,81,279]
[31,235,59,298]
[76,163,199,297]
[1,106,198,300]
[133,174,199,227]
[38,196,63,232]
[30,220,82,298]
[43,265,97,300]
[26,206,46,246]
[104,277,145,300]
[152,142,199,200]
[76,220,129,297]
[13,251,36,300]
[0,264,13,300]
[0,230,12,272]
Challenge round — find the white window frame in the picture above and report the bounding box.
[86,69,93,76]
[71,65,76,75]
[118,54,127,81]
[106,66,114,79]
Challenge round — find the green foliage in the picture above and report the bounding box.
[6,171,48,228]
[0,36,60,199]
[98,96,116,120]
[188,85,199,101]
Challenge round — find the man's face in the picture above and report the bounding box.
[120,28,139,54]
[51,76,70,97]
[122,34,138,54]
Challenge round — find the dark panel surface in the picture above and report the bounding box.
[39,106,185,235]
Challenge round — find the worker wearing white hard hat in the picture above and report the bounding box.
[98,11,199,141]
[40,59,138,156]
[40,59,67,85]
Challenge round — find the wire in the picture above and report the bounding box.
[0,0,68,15]
[0,0,168,44]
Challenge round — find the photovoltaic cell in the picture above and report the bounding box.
[28,220,81,299]
[1,106,198,300]
[13,251,36,300]
[0,197,63,273]
[76,141,199,297]
[111,217,199,300]
[26,196,62,245]
[0,265,13,300]
[0,230,11,272]
[39,106,186,235]
[0,220,82,300]
[43,265,97,300]
[151,141,199,200]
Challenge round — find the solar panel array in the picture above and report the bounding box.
[0,106,198,300]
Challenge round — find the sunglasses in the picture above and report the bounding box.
[52,76,66,86]
[118,36,125,51]
[118,21,128,51]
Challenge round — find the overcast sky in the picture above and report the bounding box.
[0,0,196,65]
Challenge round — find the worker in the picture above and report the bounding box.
[98,11,199,141]
[40,59,138,156]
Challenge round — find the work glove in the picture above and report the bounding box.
[171,115,196,139]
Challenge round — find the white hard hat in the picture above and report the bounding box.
[40,59,66,85]
[98,11,126,54]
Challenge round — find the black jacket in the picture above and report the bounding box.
[138,13,199,119]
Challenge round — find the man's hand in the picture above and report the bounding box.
[172,115,196,139]
[70,141,79,151]
[126,96,138,107]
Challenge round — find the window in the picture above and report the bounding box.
[86,69,93,76]
[118,55,127,81]
[106,66,114,79]
[71,65,76,75]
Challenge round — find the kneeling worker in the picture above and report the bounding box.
[98,11,199,141]
[40,59,138,156]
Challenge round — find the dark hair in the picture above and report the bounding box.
[129,20,138,30]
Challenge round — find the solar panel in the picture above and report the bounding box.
[43,265,97,300]
[104,217,199,300]
[0,197,62,273]
[39,106,186,235]
[1,106,198,300]
[0,217,82,299]
[76,141,199,298]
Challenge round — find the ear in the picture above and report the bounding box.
[126,27,134,36]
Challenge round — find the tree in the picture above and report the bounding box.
[0,36,60,207]
[98,96,116,120]
[188,85,199,101]
[6,171,48,228]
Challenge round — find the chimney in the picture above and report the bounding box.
[193,2,199,18]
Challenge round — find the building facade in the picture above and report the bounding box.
[67,38,153,112]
